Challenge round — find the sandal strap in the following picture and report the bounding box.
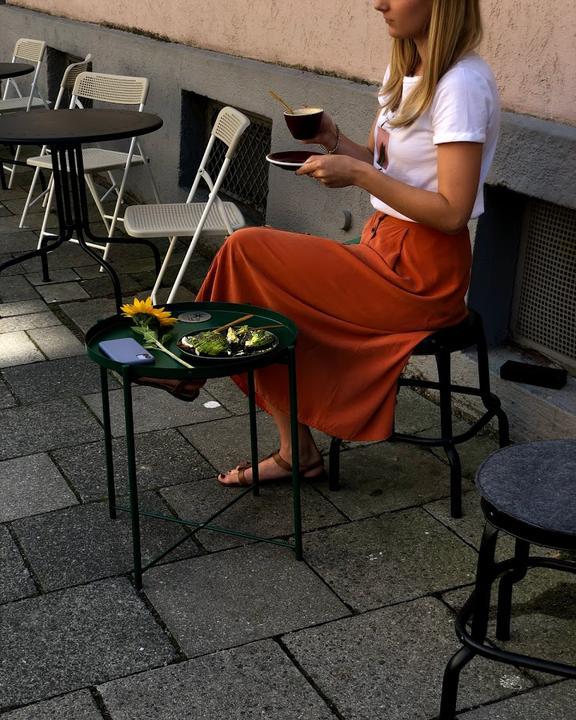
[271,451,292,473]
[302,458,324,474]
[237,465,253,486]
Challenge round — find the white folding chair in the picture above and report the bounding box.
[19,54,92,228]
[124,106,250,303]
[0,38,49,188]
[25,70,161,263]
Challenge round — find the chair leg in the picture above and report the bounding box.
[328,437,343,491]
[496,539,530,641]
[475,319,510,449]
[19,166,42,229]
[150,236,178,305]
[36,181,56,251]
[436,351,462,519]
[7,143,21,189]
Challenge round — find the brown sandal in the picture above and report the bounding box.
[132,376,204,402]
[217,450,326,488]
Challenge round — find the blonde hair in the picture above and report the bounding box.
[380,0,482,127]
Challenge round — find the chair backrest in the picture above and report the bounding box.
[13,38,46,64]
[186,106,250,234]
[3,38,47,108]
[71,71,149,108]
[52,54,92,110]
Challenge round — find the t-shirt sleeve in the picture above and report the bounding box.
[431,67,493,145]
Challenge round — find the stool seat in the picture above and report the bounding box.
[412,313,479,355]
[477,440,576,537]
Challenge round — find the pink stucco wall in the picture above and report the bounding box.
[7,0,576,125]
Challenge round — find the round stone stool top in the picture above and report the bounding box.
[477,440,576,537]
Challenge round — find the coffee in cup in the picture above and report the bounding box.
[284,107,324,140]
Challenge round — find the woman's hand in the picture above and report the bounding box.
[296,154,364,188]
[297,112,339,147]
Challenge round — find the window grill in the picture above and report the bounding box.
[512,199,576,374]
[205,101,271,223]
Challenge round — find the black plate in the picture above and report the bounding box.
[177,329,279,362]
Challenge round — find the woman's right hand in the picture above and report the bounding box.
[299,112,339,148]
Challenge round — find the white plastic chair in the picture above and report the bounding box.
[124,106,250,303]
[23,70,161,262]
[0,38,49,188]
[19,55,92,228]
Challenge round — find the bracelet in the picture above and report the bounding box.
[322,124,340,154]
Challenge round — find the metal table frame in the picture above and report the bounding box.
[0,109,162,308]
[85,302,303,590]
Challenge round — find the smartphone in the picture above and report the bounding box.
[499,360,567,390]
[99,338,155,365]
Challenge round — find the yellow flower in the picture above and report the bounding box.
[121,296,177,327]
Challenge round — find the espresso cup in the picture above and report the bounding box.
[284,107,324,140]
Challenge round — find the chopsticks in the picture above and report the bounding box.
[211,315,284,333]
[269,89,295,114]
[212,314,254,333]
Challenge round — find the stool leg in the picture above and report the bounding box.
[496,539,530,641]
[439,522,499,719]
[436,351,462,519]
[475,322,510,448]
[328,437,343,491]
[439,646,476,720]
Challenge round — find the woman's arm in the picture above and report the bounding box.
[296,141,483,234]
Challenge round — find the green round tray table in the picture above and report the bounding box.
[85,301,302,589]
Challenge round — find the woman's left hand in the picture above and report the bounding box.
[296,154,363,188]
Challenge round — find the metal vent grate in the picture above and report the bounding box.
[512,199,576,372]
[206,102,271,221]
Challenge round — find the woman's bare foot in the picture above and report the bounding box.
[218,447,324,487]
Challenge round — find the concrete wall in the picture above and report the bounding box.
[7,0,576,126]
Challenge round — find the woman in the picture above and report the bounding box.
[197,0,500,486]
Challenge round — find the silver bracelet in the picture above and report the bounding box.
[322,124,340,154]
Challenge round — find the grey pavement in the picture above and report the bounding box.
[0,178,574,719]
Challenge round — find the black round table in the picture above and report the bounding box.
[0,62,34,80]
[0,109,164,309]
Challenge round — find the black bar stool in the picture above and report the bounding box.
[439,440,576,719]
[328,309,510,518]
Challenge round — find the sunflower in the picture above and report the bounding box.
[121,296,177,328]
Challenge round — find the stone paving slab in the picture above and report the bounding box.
[99,639,333,720]
[0,524,36,604]
[0,299,48,317]
[84,386,230,437]
[0,230,41,254]
[0,376,16,408]
[283,596,533,720]
[0,331,44,368]
[0,275,39,302]
[0,398,104,460]
[79,274,149,299]
[36,280,91,303]
[52,427,216,501]
[0,453,78,522]
[458,681,576,718]
[318,441,462,521]
[0,690,104,720]
[3,355,119,403]
[25,267,80,285]
[201,375,251,415]
[0,252,26,274]
[59,298,119,333]
[0,577,177,710]
[161,478,348,552]
[12,492,199,591]
[180,413,331,477]
[26,324,85,359]
[21,243,105,272]
[144,543,350,657]
[303,508,477,611]
[0,312,61,334]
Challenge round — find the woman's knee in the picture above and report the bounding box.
[225,226,271,256]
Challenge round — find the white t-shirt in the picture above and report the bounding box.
[370,53,500,221]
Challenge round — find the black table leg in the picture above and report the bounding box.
[122,366,143,590]
[100,366,117,519]
[287,345,303,560]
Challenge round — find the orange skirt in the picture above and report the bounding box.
[195,212,471,441]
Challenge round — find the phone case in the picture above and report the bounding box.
[98,338,155,365]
